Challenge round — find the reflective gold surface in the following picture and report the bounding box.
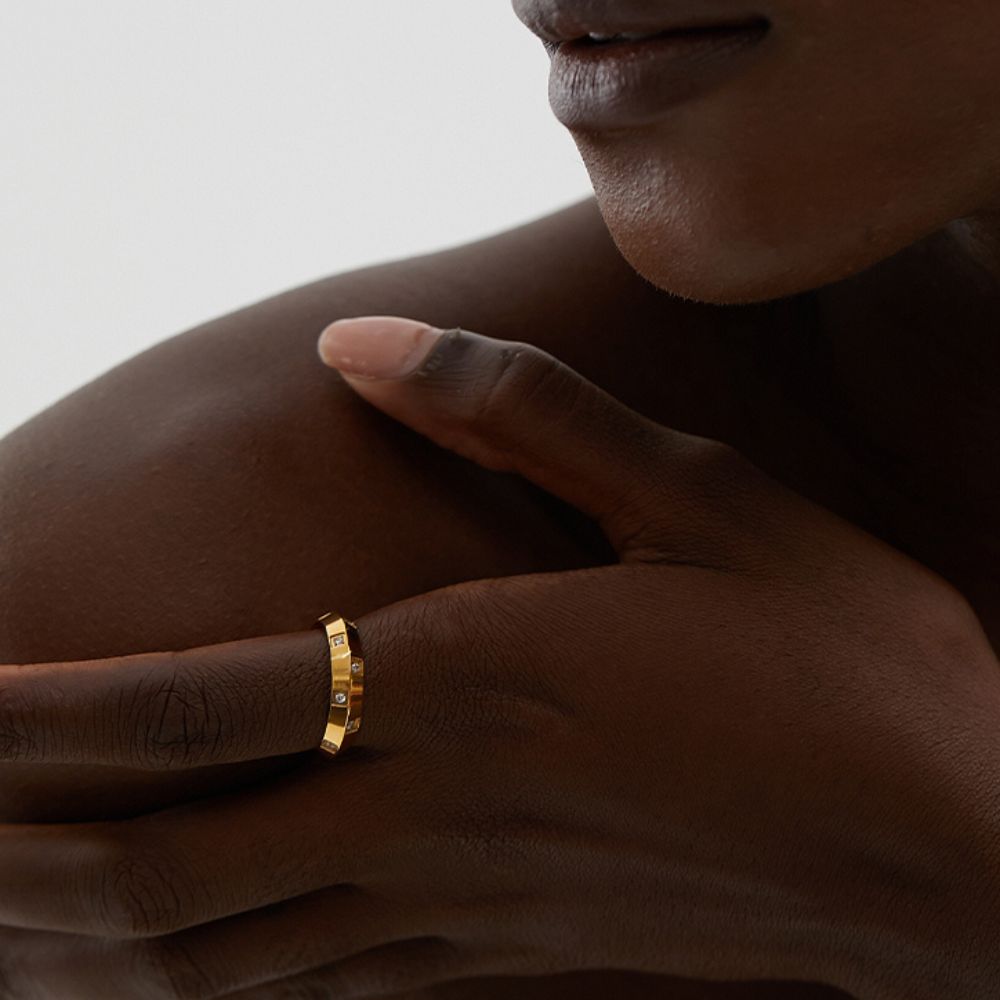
[316,613,364,755]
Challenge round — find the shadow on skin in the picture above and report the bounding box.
[0,200,851,999]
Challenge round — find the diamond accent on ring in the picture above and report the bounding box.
[332,635,346,647]
[351,661,361,673]
[334,692,347,705]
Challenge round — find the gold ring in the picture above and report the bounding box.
[316,612,365,755]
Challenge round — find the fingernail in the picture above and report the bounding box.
[317,316,445,380]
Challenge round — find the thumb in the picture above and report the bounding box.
[317,315,737,560]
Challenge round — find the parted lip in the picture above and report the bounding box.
[512,0,768,44]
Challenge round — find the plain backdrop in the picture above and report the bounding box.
[0,1,593,438]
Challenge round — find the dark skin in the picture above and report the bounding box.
[2,0,1000,993]
[1,199,997,999]
[3,200,849,1000]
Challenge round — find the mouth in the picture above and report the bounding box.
[545,18,772,131]
[543,18,771,56]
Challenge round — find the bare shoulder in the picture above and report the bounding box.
[3,194,690,453]
[2,196,682,662]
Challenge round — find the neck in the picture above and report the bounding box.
[811,215,1000,642]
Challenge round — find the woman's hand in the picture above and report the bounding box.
[1,318,998,1000]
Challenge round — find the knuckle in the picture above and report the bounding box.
[0,688,40,764]
[374,585,486,744]
[369,563,588,766]
[131,937,216,1000]
[428,585,564,739]
[129,654,231,769]
[364,601,450,753]
[473,342,566,431]
[435,796,533,877]
[92,838,189,939]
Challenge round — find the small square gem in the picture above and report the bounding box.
[351,661,362,674]
[334,692,347,705]
[332,635,346,647]
[346,719,359,733]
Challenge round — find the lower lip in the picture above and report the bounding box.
[548,21,771,131]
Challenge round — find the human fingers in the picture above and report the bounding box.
[0,565,619,941]
[0,543,578,770]
[0,620,389,768]
[0,313,763,775]
[0,892,475,1000]
[0,314,776,773]
[369,973,846,1000]
[0,757,414,938]
[317,316,772,564]
[213,941,512,1000]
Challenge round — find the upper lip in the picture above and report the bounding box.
[512,0,768,43]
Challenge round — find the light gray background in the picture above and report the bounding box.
[0,1,593,438]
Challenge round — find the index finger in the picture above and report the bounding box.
[0,626,384,770]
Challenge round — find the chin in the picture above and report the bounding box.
[600,208,801,306]
[582,163,781,304]
[592,189,930,306]
[575,135,936,307]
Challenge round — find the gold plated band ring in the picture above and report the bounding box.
[316,612,365,755]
